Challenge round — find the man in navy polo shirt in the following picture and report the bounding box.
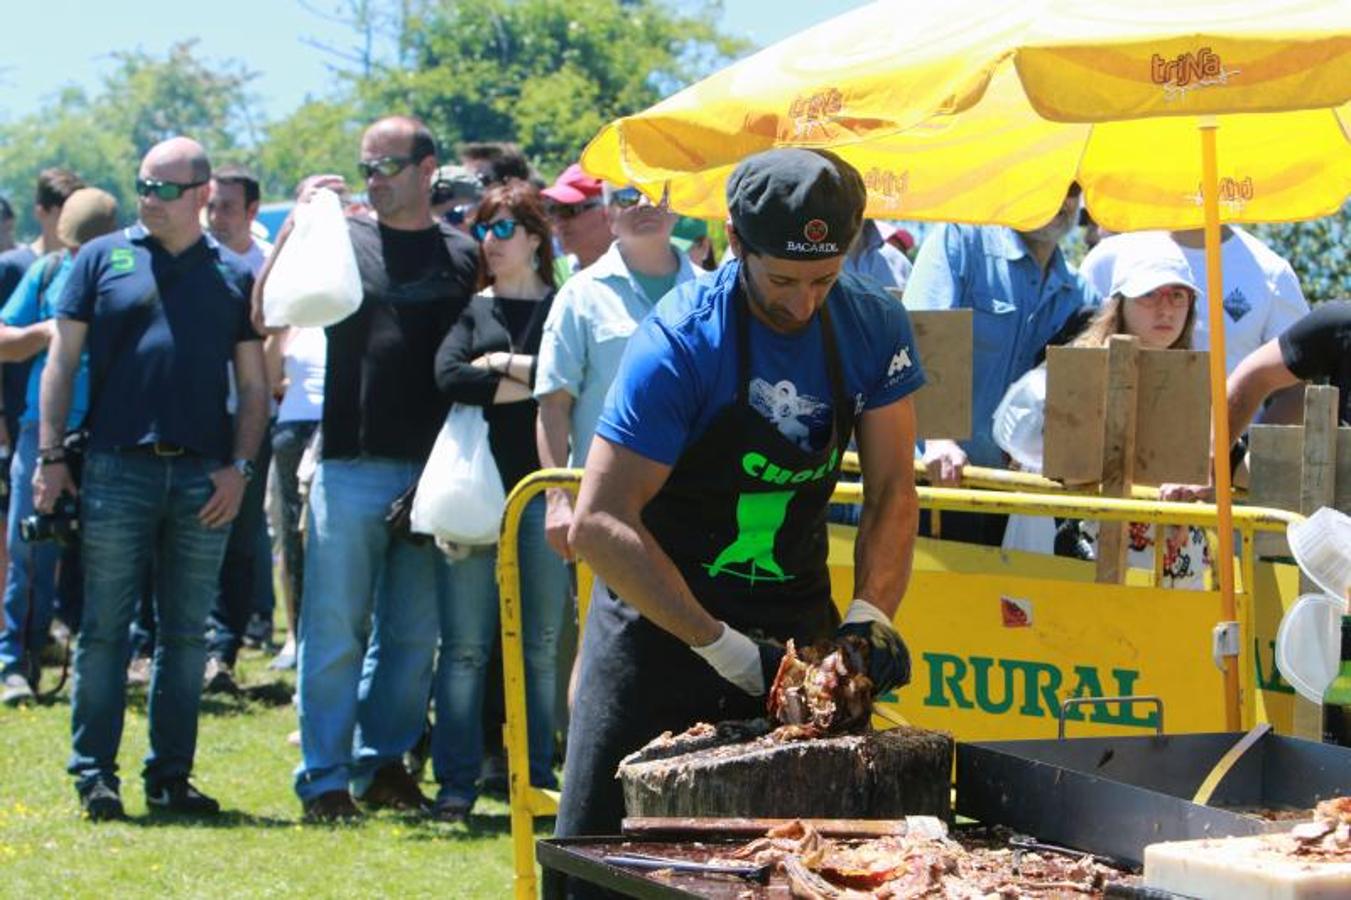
[34,137,268,822]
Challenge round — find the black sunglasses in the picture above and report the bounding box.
[135,178,208,201]
[471,219,520,242]
[358,155,423,179]
[546,198,603,220]
[609,187,643,209]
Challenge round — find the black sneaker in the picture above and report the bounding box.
[145,777,221,816]
[79,779,127,822]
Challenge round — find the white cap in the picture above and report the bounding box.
[1109,233,1201,299]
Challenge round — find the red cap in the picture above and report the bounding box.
[541,164,603,205]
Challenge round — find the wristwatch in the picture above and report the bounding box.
[233,458,257,482]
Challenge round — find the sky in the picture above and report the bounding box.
[0,0,869,124]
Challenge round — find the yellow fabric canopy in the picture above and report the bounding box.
[581,0,1351,231]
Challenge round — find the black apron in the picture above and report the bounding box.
[555,282,856,847]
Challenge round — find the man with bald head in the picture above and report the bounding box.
[35,137,268,821]
[254,116,479,821]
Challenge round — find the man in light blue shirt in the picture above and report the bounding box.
[0,188,109,706]
[903,187,1096,545]
[845,219,912,292]
[534,183,697,561]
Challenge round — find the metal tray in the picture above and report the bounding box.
[957,727,1351,868]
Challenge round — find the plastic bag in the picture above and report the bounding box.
[410,405,505,546]
[262,189,363,328]
[992,364,1047,474]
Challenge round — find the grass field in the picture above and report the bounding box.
[0,644,542,898]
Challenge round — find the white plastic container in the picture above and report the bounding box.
[1274,593,1345,703]
[1288,507,1351,605]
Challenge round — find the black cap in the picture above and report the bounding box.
[726,148,866,260]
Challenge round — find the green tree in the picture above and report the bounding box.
[256,98,366,199]
[1251,204,1349,306]
[317,0,747,177]
[0,41,258,238]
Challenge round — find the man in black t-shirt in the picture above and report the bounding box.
[1164,300,1351,503]
[1228,300,1351,434]
[254,116,479,822]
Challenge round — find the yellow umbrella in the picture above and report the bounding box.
[581,0,1351,730]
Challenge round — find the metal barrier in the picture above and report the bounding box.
[495,467,1301,899]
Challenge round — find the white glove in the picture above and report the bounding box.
[842,597,892,627]
[691,622,765,696]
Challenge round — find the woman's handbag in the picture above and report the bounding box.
[410,405,506,546]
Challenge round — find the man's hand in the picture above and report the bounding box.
[544,490,575,561]
[836,598,912,696]
[32,460,76,514]
[1159,483,1215,503]
[690,622,785,697]
[296,174,349,205]
[922,438,967,487]
[199,466,246,528]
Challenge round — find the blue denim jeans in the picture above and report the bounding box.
[209,431,272,665]
[293,458,442,802]
[0,424,61,677]
[68,451,231,790]
[270,420,317,620]
[432,495,567,806]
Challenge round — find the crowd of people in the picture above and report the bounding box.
[0,111,1344,833]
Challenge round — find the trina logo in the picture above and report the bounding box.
[803,219,829,243]
[788,87,844,122]
[1150,47,1222,87]
[864,167,909,200]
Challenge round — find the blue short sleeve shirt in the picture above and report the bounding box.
[903,224,1098,467]
[54,225,260,462]
[0,252,90,429]
[596,261,926,466]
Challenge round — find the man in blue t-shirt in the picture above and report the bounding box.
[34,138,268,823]
[0,188,115,708]
[556,149,925,843]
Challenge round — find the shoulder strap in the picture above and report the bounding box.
[36,252,63,305]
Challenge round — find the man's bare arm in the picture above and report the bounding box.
[537,390,578,560]
[232,339,270,463]
[0,321,53,363]
[853,397,919,619]
[568,436,721,647]
[1227,338,1301,442]
[38,319,86,451]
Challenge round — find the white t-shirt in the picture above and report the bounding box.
[222,237,275,416]
[1079,228,1308,373]
[278,326,326,424]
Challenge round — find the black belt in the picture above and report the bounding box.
[128,441,197,458]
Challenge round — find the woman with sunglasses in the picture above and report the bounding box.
[994,234,1209,587]
[432,179,567,822]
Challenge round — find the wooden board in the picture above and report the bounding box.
[1248,423,1351,559]
[1045,346,1210,486]
[1044,346,1109,484]
[1134,349,1211,486]
[907,309,972,441]
[1097,336,1140,583]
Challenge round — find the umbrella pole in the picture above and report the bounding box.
[1198,117,1241,731]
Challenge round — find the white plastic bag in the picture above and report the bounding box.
[410,405,506,546]
[992,364,1047,474]
[262,189,363,328]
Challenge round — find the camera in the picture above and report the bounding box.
[20,495,80,545]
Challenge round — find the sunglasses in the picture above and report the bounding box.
[135,178,207,201]
[441,204,476,226]
[471,219,520,242]
[609,187,644,209]
[1132,286,1194,310]
[546,198,603,220]
[358,155,422,179]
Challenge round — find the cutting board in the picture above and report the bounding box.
[1145,835,1351,899]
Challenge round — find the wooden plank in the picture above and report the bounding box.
[1134,350,1211,486]
[1339,427,1351,512]
[621,816,948,840]
[906,309,972,441]
[1248,425,1302,558]
[1044,346,1108,484]
[1096,336,1139,584]
[1293,386,1338,740]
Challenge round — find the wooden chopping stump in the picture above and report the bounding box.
[618,719,953,820]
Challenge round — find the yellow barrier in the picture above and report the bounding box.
[496,468,1301,899]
